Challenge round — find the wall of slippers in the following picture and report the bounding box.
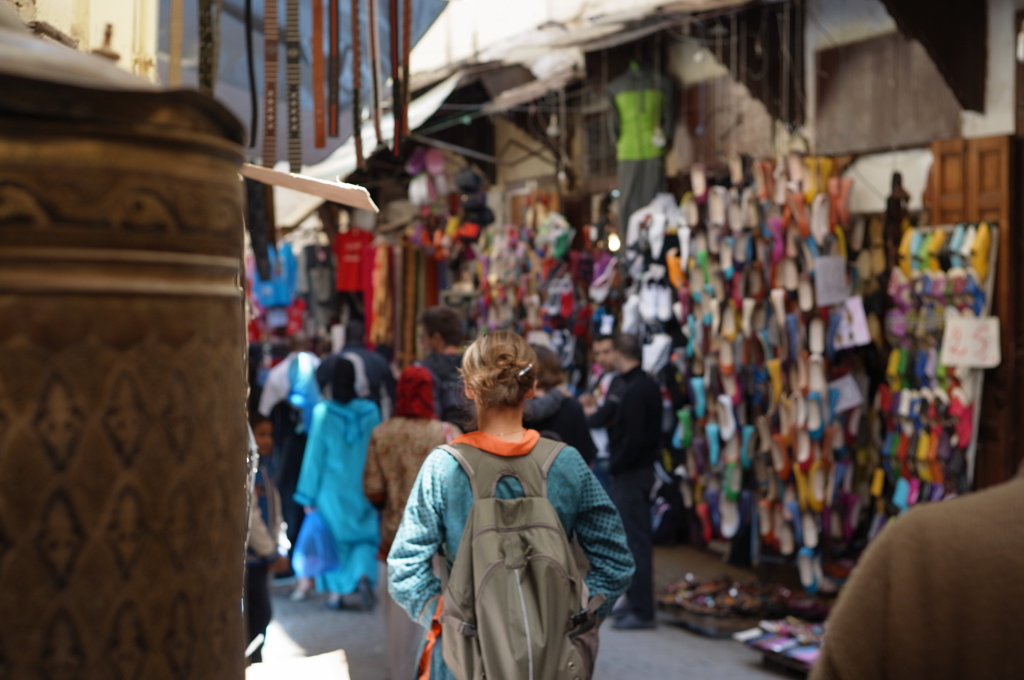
[620,154,998,595]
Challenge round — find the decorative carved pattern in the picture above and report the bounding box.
[164,483,193,573]
[163,371,193,461]
[0,175,240,239]
[40,609,84,680]
[102,372,148,468]
[33,376,84,472]
[1,95,247,679]
[163,594,195,680]
[35,491,85,590]
[107,602,147,680]
[106,487,147,581]
[0,183,50,227]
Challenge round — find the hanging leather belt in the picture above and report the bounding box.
[312,0,326,148]
[285,0,302,172]
[263,0,279,166]
[390,0,400,155]
[168,0,184,85]
[351,0,364,169]
[401,0,411,137]
[368,0,384,146]
[198,0,218,95]
[244,0,258,147]
[329,0,341,137]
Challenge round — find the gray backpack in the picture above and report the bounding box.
[438,439,605,680]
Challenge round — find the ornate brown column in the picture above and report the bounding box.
[0,31,249,680]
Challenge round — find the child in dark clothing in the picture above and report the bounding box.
[246,413,290,664]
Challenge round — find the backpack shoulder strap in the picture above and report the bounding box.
[438,439,566,500]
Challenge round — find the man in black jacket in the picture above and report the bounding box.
[586,333,661,629]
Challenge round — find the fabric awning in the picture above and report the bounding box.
[481,68,582,114]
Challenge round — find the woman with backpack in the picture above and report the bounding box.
[388,331,635,680]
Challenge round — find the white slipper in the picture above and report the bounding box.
[787,151,805,193]
[673,301,685,324]
[720,496,740,540]
[796,430,812,467]
[718,394,737,441]
[742,187,759,229]
[792,392,807,430]
[811,193,831,246]
[656,285,673,322]
[709,186,728,226]
[622,293,641,335]
[772,156,788,206]
[723,437,741,464]
[728,152,744,186]
[691,163,708,201]
[798,275,815,313]
[774,505,795,555]
[770,288,787,328]
[809,317,825,355]
[782,258,799,292]
[728,189,744,233]
[742,298,756,336]
[639,281,658,323]
[802,513,819,550]
[809,354,827,393]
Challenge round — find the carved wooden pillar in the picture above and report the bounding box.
[0,68,248,679]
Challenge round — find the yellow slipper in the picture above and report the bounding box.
[972,221,992,282]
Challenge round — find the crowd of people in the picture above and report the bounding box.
[245,305,1024,680]
[245,307,662,676]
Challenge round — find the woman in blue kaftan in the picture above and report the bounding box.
[295,357,381,605]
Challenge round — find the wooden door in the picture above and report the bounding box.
[929,138,968,224]
[928,136,1018,488]
[965,136,1016,488]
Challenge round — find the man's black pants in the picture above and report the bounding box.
[610,464,655,621]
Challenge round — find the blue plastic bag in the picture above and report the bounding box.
[292,511,339,578]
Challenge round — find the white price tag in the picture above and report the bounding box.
[940,316,1001,368]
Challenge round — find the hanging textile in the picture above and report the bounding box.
[371,246,393,346]
[263,0,279,166]
[285,0,302,172]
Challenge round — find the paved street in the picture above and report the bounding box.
[259,546,795,679]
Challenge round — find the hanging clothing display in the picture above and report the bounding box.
[333,227,374,292]
[253,243,298,309]
[609,64,673,226]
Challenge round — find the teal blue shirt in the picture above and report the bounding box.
[388,445,635,678]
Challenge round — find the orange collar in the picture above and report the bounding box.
[452,430,540,457]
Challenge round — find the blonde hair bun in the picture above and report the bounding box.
[460,331,537,408]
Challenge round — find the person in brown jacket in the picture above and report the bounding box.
[811,466,1024,680]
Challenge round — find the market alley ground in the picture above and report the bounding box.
[258,546,794,680]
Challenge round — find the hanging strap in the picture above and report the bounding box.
[401,0,411,136]
[244,0,258,147]
[351,0,364,169]
[285,0,302,172]
[312,0,326,148]
[168,0,184,85]
[198,0,219,95]
[367,0,384,146]
[328,0,341,137]
[439,439,565,501]
[263,0,279,166]
[389,0,401,155]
